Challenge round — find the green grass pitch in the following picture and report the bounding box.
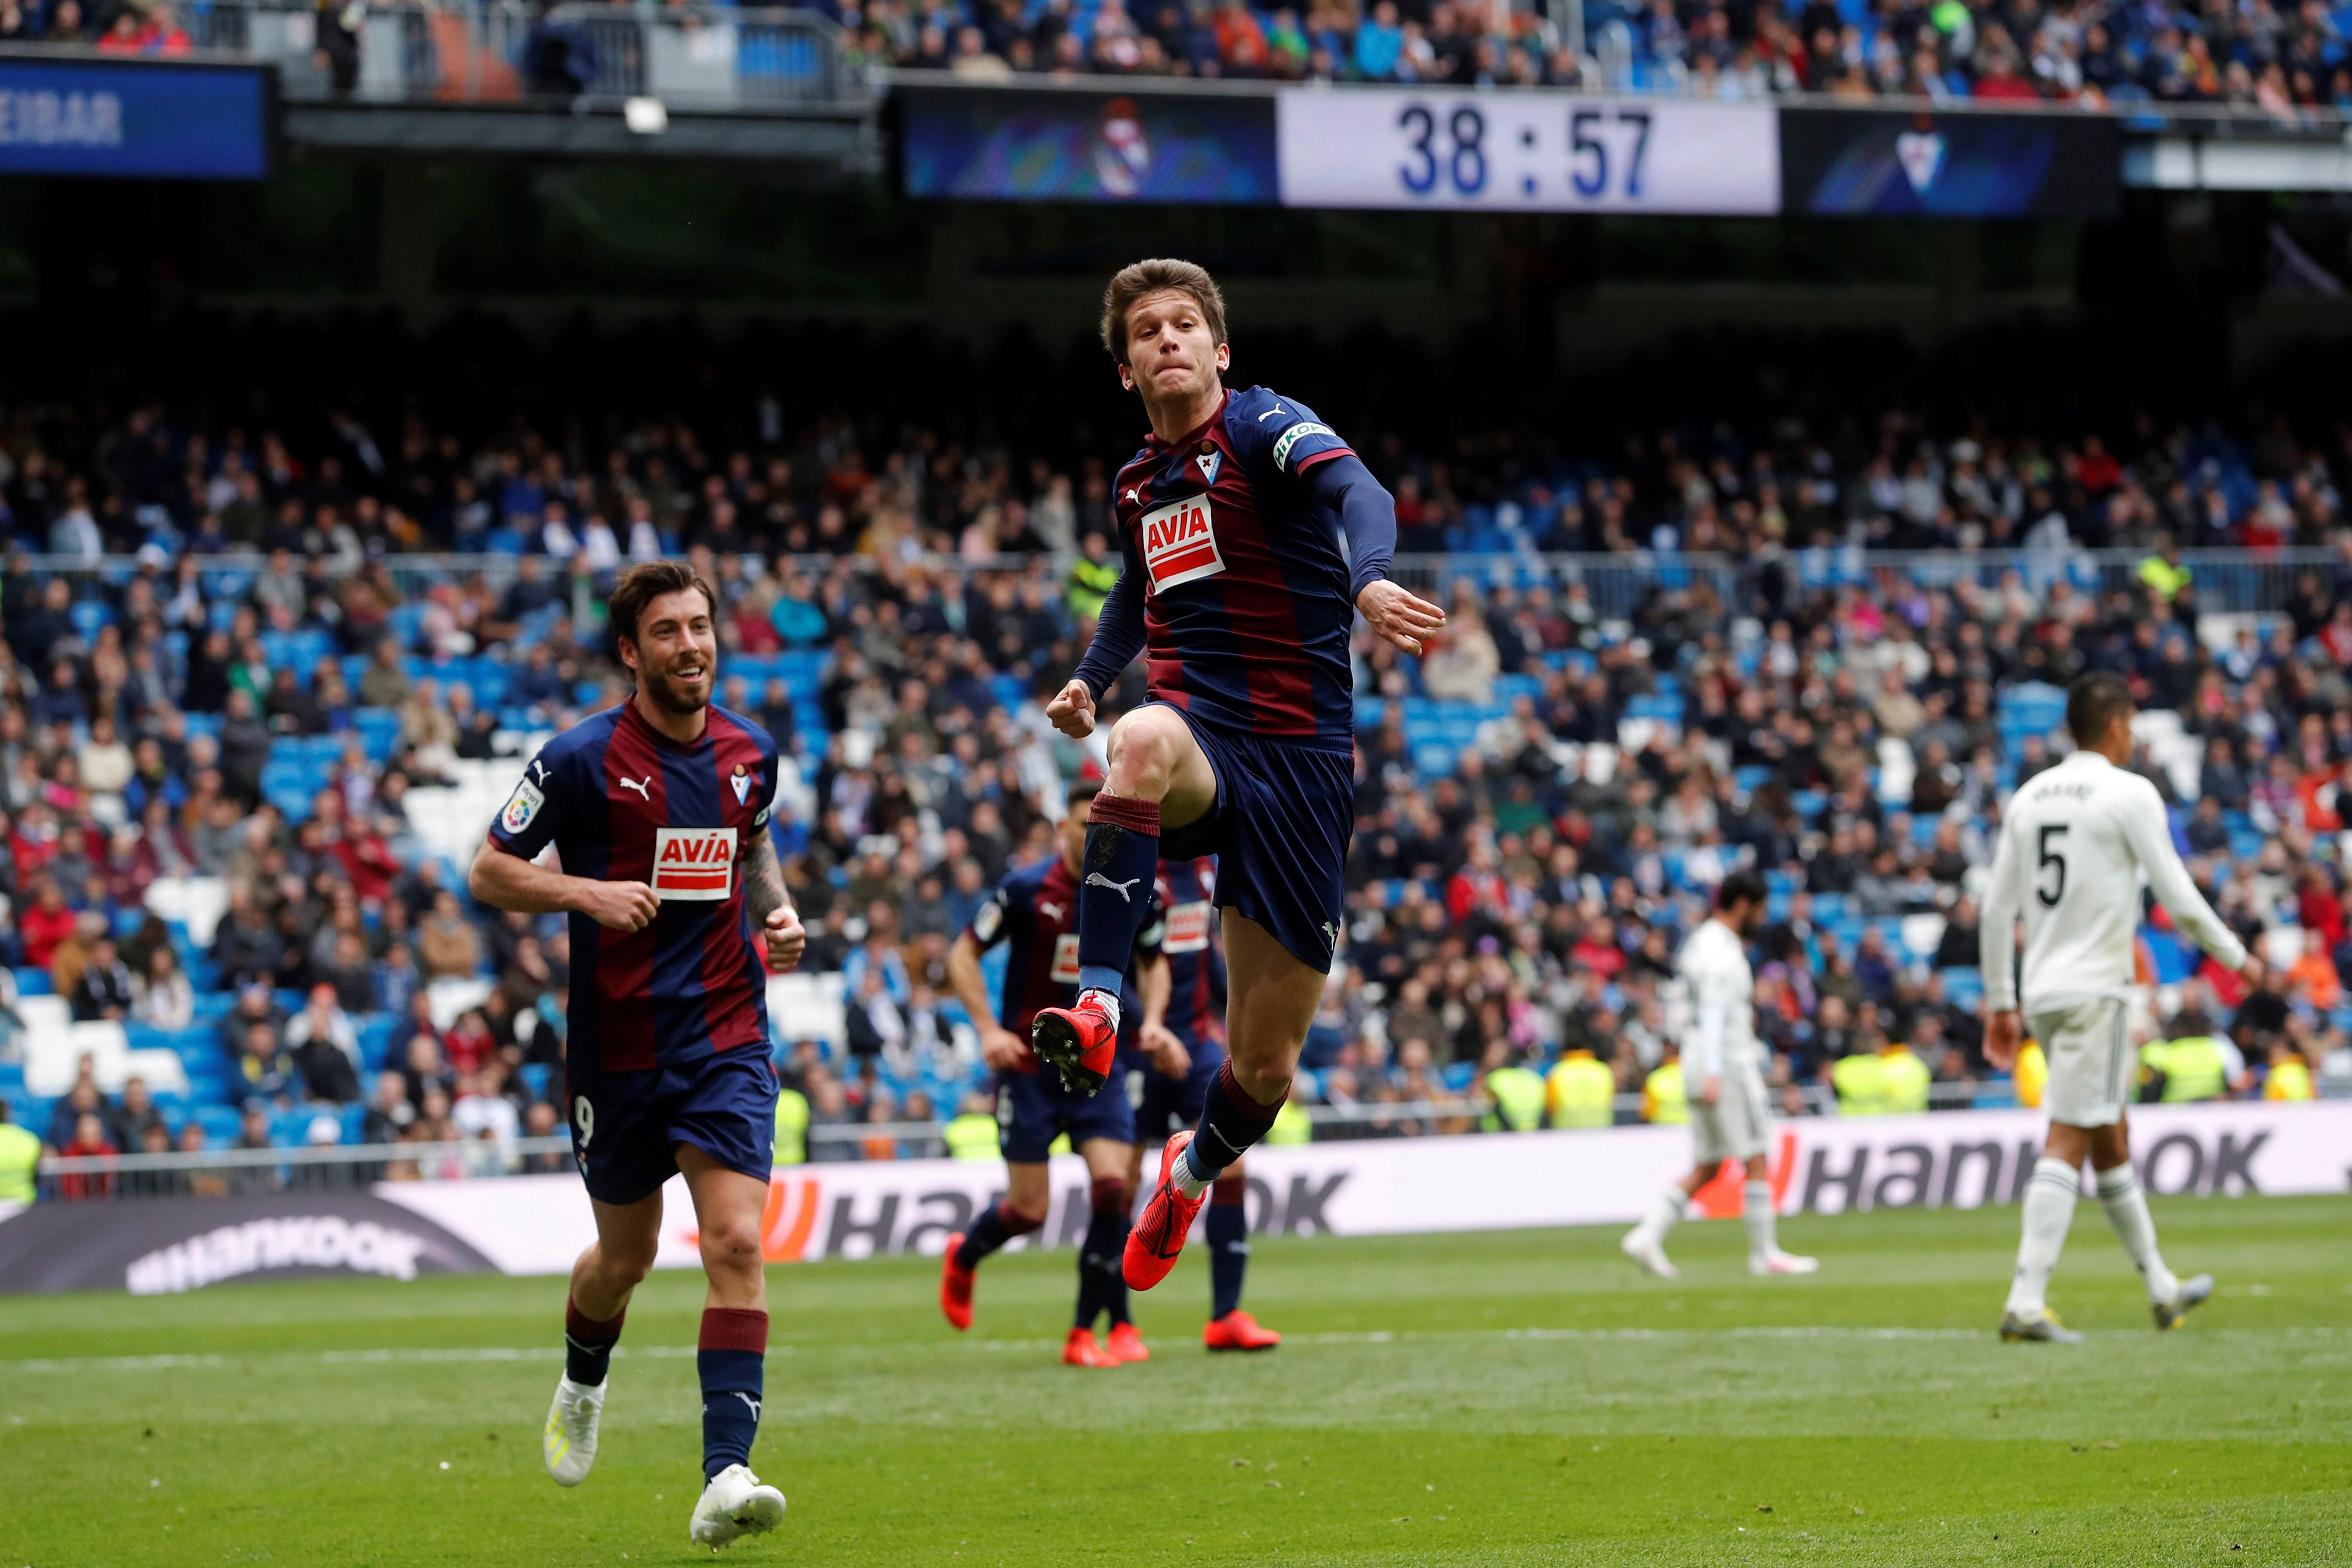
[3,1195,2347,1566]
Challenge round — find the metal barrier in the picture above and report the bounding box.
[182,0,852,107]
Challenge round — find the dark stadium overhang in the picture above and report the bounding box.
[282,98,881,172]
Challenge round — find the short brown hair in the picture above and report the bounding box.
[2065,671,2135,746]
[607,560,717,646]
[1099,258,1228,365]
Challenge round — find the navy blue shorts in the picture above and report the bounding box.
[996,1066,1136,1164]
[1155,706,1353,974]
[567,1050,777,1207]
[1133,1033,1226,1139]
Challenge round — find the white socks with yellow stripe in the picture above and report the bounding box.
[2004,1156,2080,1317]
[2095,1163,2178,1305]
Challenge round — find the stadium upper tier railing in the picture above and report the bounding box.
[10,546,2344,619]
[182,0,853,108]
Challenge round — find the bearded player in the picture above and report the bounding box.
[1620,870,1817,1280]
[1130,856,1280,1349]
[1027,258,1445,1292]
[469,560,805,1549]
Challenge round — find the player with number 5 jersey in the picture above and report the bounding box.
[1979,671,2257,1344]
[469,560,806,1550]
[1026,258,1447,1296]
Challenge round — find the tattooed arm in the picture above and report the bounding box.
[742,830,806,973]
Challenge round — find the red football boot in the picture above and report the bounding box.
[1030,991,1118,1096]
[939,1234,974,1331]
[1104,1322,1151,1363]
[1062,1327,1119,1368]
[1203,1310,1282,1352]
[1124,1131,1207,1291]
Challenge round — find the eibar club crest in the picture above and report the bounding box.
[731,763,755,805]
[1196,448,1220,484]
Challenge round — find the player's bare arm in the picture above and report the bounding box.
[948,931,1033,1072]
[469,839,657,932]
[1135,951,1188,1077]
[740,830,804,972]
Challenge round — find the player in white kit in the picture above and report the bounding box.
[1980,672,2255,1342]
[1621,871,1818,1280]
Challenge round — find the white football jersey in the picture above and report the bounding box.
[1981,750,2246,1016]
[1673,917,1760,1078]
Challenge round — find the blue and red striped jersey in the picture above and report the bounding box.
[1081,385,1361,749]
[964,853,1157,1069]
[1155,856,1225,1047]
[486,700,781,1074]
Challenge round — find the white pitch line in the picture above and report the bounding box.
[0,1323,2336,1375]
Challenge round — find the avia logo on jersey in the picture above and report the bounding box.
[1164,900,1213,954]
[1140,494,1223,594]
[652,827,736,900]
[1050,932,1082,984]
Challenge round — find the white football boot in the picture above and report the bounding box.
[1620,1229,1679,1280]
[689,1463,787,1549]
[1749,1249,1821,1276]
[543,1376,606,1487]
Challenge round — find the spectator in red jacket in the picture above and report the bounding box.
[18,879,76,970]
[56,1112,118,1201]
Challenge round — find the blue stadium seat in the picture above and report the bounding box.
[14,967,52,997]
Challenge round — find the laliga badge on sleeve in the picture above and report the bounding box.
[500,780,544,835]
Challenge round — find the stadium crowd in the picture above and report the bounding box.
[6,0,2352,113]
[0,340,2348,1199]
[864,0,2352,115]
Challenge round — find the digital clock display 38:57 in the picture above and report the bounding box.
[1276,88,1780,216]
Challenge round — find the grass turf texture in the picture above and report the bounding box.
[2,1195,2347,1566]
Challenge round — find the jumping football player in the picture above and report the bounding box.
[1981,672,2256,1342]
[1028,257,1445,1293]
[470,560,805,1549]
[1130,855,1280,1349]
[939,778,1181,1367]
[1620,870,1818,1280]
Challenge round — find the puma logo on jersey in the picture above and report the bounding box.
[530,759,547,784]
[1256,403,1289,422]
[1087,873,1141,902]
[1038,901,1065,922]
[619,775,651,799]
[1123,487,1140,504]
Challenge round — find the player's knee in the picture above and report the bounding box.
[698,1216,765,1277]
[1089,1176,1133,1216]
[599,1236,658,1288]
[1003,1199,1048,1231]
[1105,709,1186,796]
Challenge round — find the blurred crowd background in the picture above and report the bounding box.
[1,316,2347,1202]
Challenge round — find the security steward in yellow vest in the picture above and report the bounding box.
[772,1081,810,1165]
[0,1102,40,1204]
[1545,1047,1615,1129]
[1832,1046,1885,1115]
[2263,1043,2315,1101]
[1481,1051,1546,1133]
[1066,534,1121,622]
[1265,1093,1313,1146]
[1878,1038,1931,1114]
[2141,1034,2232,1103]
[1642,1053,1688,1125]
[943,1091,1001,1161]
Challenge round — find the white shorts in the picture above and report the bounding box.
[2031,996,2133,1129]
[1691,1060,1770,1166]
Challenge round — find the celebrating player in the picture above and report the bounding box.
[469,560,805,1548]
[1620,870,1818,1280]
[939,779,1179,1367]
[1130,856,1281,1349]
[1027,257,1445,1292]
[1980,672,2255,1343]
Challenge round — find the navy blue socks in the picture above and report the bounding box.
[1075,794,1160,998]
[1208,1174,1249,1319]
[955,1200,1042,1272]
[698,1307,766,1481]
[564,1297,624,1386]
[1075,1177,1133,1329]
[1182,1060,1285,1189]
